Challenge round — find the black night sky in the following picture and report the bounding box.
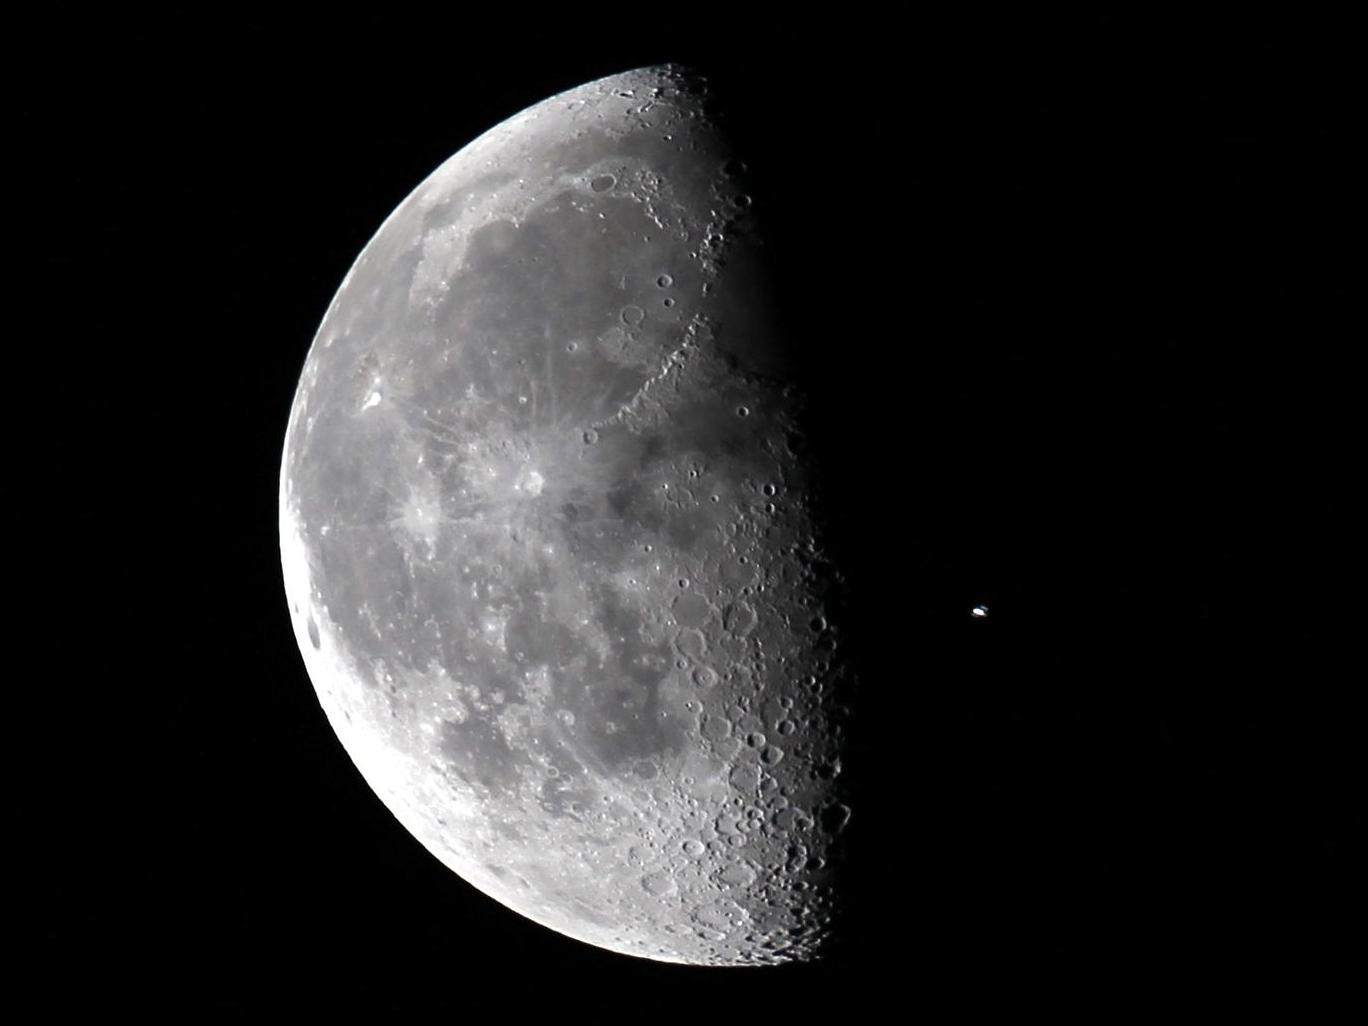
[23,9,1358,1015]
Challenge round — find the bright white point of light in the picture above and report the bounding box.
[971,604,990,619]
[362,390,382,410]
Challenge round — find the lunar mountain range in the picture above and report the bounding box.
[279,65,853,965]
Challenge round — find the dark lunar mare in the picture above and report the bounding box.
[281,66,856,965]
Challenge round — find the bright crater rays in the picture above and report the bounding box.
[280,65,852,966]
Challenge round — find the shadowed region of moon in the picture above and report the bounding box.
[279,65,852,966]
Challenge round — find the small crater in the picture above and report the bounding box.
[819,803,852,834]
[700,714,731,742]
[718,863,756,887]
[722,601,757,636]
[730,763,762,791]
[590,174,616,192]
[674,628,707,660]
[621,305,645,327]
[691,666,719,688]
[672,592,711,627]
[642,872,677,897]
[656,274,673,288]
[721,559,757,589]
[306,616,321,650]
[773,807,812,832]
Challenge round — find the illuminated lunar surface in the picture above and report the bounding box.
[280,65,852,965]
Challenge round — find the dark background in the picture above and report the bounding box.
[22,8,1358,1014]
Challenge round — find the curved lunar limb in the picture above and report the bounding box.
[280,65,851,966]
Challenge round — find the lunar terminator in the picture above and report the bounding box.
[280,65,851,965]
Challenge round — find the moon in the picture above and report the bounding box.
[279,65,852,965]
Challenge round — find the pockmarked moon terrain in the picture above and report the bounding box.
[280,66,852,965]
